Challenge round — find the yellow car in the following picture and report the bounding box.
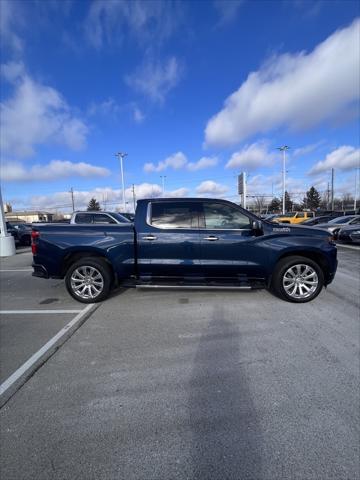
[273,212,315,224]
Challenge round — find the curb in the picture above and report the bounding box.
[0,303,99,409]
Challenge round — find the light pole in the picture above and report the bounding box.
[0,185,15,257]
[277,146,290,214]
[160,175,166,196]
[115,152,127,211]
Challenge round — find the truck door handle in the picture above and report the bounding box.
[203,236,219,241]
[142,235,157,241]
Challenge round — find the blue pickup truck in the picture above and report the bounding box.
[31,198,337,303]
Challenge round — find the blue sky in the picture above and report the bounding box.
[1,0,359,212]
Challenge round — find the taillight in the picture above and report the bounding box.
[31,230,40,255]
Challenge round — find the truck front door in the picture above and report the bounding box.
[198,201,267,279]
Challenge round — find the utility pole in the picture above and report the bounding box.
[115,152,127,211]
[327,182,330,210]
[354,168,359,211]
[69,187,75,212]
[277,145,290,214]
[331,168,334,211]
[132,184,136,212]
[160,175,166,196]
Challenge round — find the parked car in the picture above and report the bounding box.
[117,212,135,222]
[301,215,337,226]
[31,198,337,304]
[70,211,130,224]
[336,225,360,244]
[3,222,32,245]
[273,211,315,224]
[315,215,360,235]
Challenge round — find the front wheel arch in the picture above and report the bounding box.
[270,255,324,303]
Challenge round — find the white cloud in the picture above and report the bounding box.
[125,56,182,103]
[87,98,120,117]
[309,146,360,174]
[213,0,243,25]
[187,156,218,171]
[205,19,360,147]
[84,0,182,49]
[144,152,187,172]
[226,142,276,169]
[1,72,88,158]
[166,187,189,198]
[293,141,324,157]
[144,153,218,173]
[133,106,145,123]
[196,180,229,196]
[1,61,25,82]
[0,0,24,52]
[1,160,110,182]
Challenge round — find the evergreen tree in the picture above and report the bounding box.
[303,186,321,210]
[87,197,101,211]
[284,191,293,212]
[268,197,281,213]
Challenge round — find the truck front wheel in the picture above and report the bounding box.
[65,257,112,303]
[271,256,324,303]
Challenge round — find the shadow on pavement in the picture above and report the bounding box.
[189,305,262,479]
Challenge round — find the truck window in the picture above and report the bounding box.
[202,203,251,229]
[75,213,93,224]
[93,214,117,224]
[150,202,197,228]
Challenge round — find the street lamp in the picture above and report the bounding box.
[160,175,166,197]
[115,152,127,211]
[277,145,290,214]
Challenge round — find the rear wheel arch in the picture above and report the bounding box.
[62,251,115,281]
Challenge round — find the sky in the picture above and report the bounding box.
[0,0,359,213]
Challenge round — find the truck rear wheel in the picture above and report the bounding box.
[271,256,324,303]
[65,257,112,303]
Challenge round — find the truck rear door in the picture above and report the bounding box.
[136,200,202,278]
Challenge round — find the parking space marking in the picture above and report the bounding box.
[0,303,97,407]
[336,244,360,251]
[0,310,83,314]
[0,269,33,272]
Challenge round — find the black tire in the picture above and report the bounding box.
[271,255,324,303]
[65,257,112,303]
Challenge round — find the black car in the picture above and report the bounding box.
[5,222,32,245]
[337,225,360,244]
[301,215,340,226]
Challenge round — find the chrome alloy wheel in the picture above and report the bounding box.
[70,266,104,300]
[282,264,319,299]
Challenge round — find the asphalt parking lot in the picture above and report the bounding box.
[0,246,359,480]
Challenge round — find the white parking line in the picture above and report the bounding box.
[0,269,33,272]
[0,310,82,314]
[336,244,360,251]
[0,303,97,407]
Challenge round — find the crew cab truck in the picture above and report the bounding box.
[32,198,337,304]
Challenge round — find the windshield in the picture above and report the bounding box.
[110,212,130,223]
[328,216,354,224]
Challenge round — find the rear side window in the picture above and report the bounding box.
[93,214,117,224]
[150,202,198,229]
[203,203,251,229]
[75,213,93,224]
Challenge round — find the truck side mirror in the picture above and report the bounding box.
[252,220,263,234]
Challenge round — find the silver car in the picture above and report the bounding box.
[315,215,360,235]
